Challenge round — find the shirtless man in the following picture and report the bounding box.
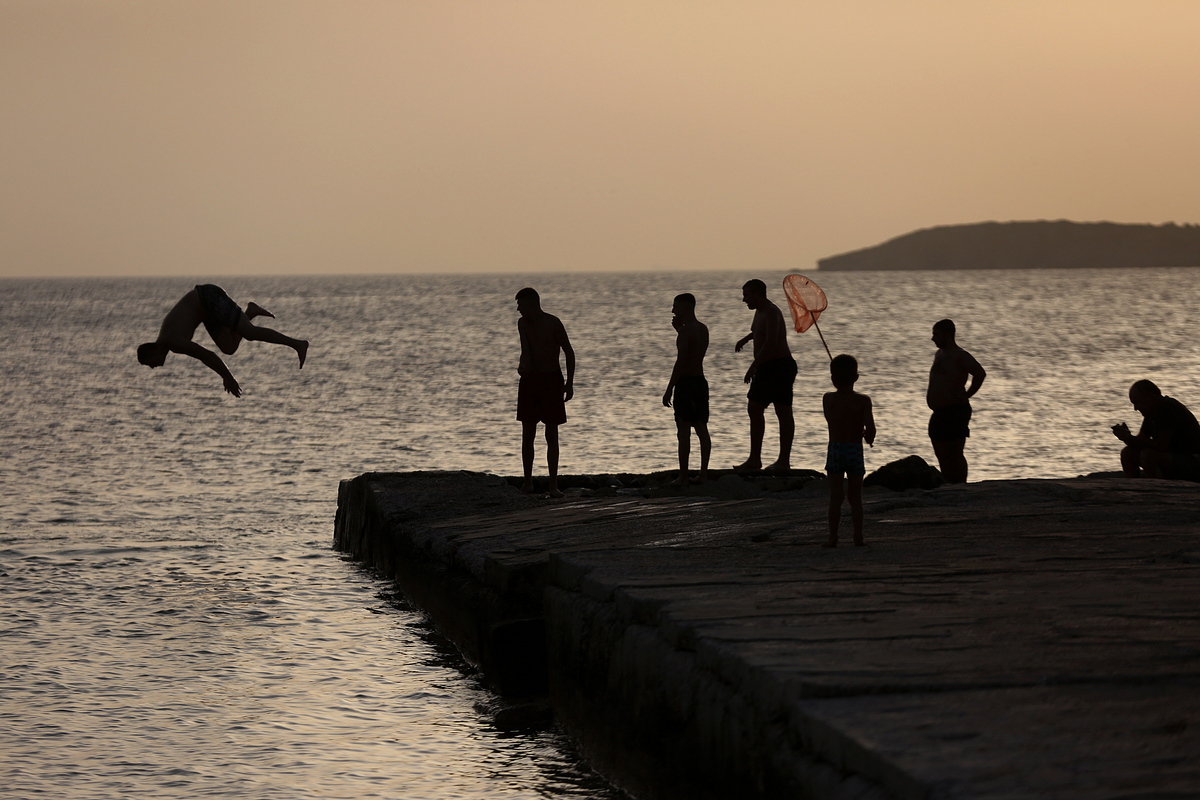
[662,293,711,485]
[734,279,796,471]
[516,287,575,497]
[1112,379,1200,481]
[926,319,985,483]
[136,284,308,397]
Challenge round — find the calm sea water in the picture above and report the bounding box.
[3,268,1199,799]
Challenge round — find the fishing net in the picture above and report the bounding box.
[782,274,828,333]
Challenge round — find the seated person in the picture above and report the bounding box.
[1112,379,1200,481]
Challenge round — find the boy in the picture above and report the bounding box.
[822,354,875,547]
[137,284,308,397]
[662,293,711,485]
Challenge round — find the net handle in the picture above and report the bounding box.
[811,317,833,361]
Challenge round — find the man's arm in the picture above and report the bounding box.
[171,340,242,397]
[863,397,876,446]
[961,350,986,399]
[734,332,753,353]
[664,331,691,406]
[558,321,575,402]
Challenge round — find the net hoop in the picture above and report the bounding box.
[782,274,828,333]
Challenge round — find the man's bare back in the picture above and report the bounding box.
[674,319,709,377]
[518,311,573,382]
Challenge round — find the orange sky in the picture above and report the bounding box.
[3,1,1199,278]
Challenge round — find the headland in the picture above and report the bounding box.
[818,220,1200,271]
[334,468,1200,800]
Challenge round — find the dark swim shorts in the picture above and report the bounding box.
[747,356,798,407]
[195,284,244,342]
[517,371,567,425]
[672,375,709,424]
[928,402,972,441]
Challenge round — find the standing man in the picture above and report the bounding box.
[1112,380,1200,480]
[926,319,986,483]
[515,287,575,498]
[136,284,308,397]
[734,279,797,472]
[662,293,711,485]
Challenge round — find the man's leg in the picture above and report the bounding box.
[1120,445,1142,477]
[521,420,538,492]
[767,404,794,471]
[735,401,768,470]
[695,422,711,483]
[932,438,968,483]
[236,316,309,368]
[674,420,692,485]
[545,423,562,497]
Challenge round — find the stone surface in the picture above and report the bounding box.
[335,471,1200,800]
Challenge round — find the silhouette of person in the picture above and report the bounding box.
[822,354,875,547]
[515,287,575,497]
[1112,379,1200,480]
[136,284,308,397]
[734,279,796,471]
[926,319,985,483]
[662,293,711,485]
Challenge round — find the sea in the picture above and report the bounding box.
[3,267,1198,799]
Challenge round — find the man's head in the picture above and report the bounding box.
[672,293,696,324]
[1129,379,1163,416]
[741,279,767,309]
[931,318,956,347]
[137,342,168,368]
[830,353,858,389]
[515,287,540,317]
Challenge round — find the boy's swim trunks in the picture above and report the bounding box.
[195,284,244,342]
[825,441,865,476]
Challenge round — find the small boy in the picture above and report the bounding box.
[822,354,876,547]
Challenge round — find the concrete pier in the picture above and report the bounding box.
[334,470,1200,800]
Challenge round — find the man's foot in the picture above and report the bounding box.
[822,539,838,548]
[693,471,709,485]
[297,340,309,369]
[548,486,564,499]
[732,459,761,473]
[245,302,275,320]
[764,460,791,472]
[520,480,535,494]
[854,540,867,547]
[671,475,691,487]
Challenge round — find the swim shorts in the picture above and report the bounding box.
[747,356,798,407]
[825,442,865,476]
[928,402,972,441]
[672,376,709,424]
[517,371,567,425]
[195,284,244,342]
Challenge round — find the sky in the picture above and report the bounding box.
[3,1,1200,278]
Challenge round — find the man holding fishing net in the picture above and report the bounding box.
[734,279,797,472]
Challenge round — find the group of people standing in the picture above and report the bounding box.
[514,280,987,547]
[136,280,1200,549]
